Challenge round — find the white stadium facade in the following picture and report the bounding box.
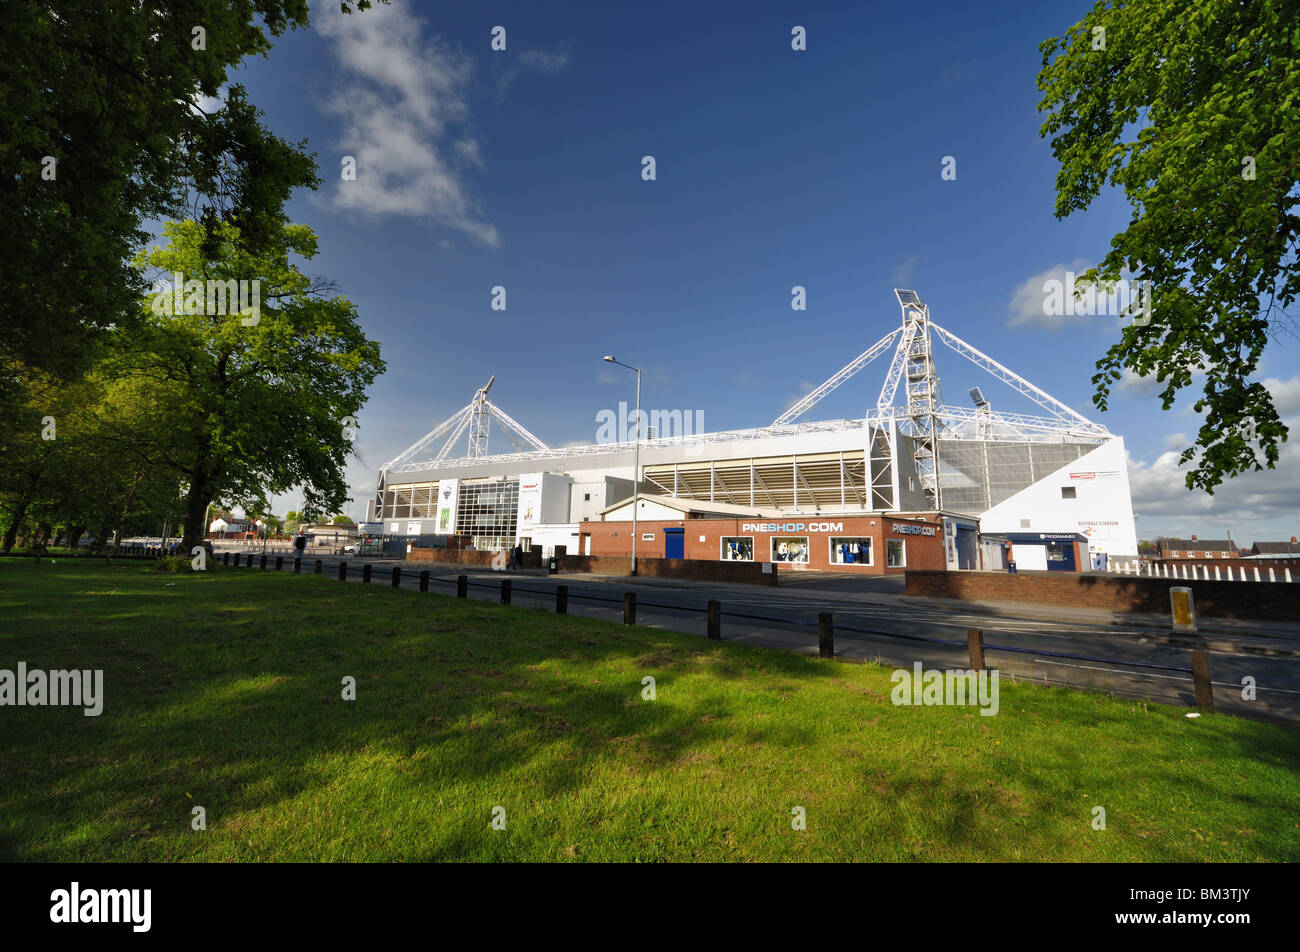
[370,290,1139,563]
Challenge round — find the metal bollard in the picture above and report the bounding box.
[1189,649,1214,711]
[362,564,372,583]
[293,557,301,575]
[623,591,636,626]
[392,566,401,588]
[275,555,283,571]
[501,579,512,604]
[260,555,267,570]
[818,612,834,658]
[967,628,985,670]
[338,560,348,581]
[419,570,429,592]
[707,600,721,640]
[556,584,568,614]
[457,575,467,598]
[314,559,322,575]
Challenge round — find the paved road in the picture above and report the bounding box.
[221,551,1300,725]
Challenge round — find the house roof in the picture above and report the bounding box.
[1158,538,1235,551]
[1252,541,1299,554]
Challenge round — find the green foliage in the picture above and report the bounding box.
[151,555,199,574]
[1037,0,1300,492]
[118,219,384,550]
[331,514,356,526]
[0,1,333,384]
[0,368,183,553]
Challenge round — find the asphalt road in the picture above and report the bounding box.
[220,550,1300,725]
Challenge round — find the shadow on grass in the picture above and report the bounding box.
[0,561,1296,861]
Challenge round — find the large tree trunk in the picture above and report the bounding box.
[180,471,211,555]
[2,500,29,554]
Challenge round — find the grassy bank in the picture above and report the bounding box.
[1,560,1296,861]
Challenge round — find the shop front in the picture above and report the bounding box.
[579,508,954,574]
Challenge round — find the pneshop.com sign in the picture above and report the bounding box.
[742,522,844,533]
[892,523,936,536]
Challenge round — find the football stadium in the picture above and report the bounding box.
[370,290,1138,570]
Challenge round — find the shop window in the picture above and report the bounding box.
[1061,486,1076,499]
[720,536,754,561]
[771,536,809,563]
[887,539,906,567]
[830,537,872,566]
[1046,543,1066,561]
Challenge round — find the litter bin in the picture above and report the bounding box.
[547,556,558,574]
[1008,561,1017,573]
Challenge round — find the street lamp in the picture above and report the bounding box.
[604,355,642,576]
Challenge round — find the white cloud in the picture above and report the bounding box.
[1116,368,1164,396]
[517,49,570,72]
[316,3,499,245]
[891,255,919,286]
[1264,374,1300,417]
[1128,441,1300,543]
[1007,260,1092,329]
[495,44,573,95]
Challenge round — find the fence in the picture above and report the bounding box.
[1110,560,1295,583]
[215,552,1234,712]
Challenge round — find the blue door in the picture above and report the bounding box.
[664,528,684,559]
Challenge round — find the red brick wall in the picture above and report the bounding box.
[905,570,1300,621]
[558,554,777,585]
[578,514,948,575]
[408,547,499,567]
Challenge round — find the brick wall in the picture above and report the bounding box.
[408,546,542,569]
[408,547,499,567]
[905,570,1300,621]
[558,554,778,586]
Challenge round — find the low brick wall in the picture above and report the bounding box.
[405,547,540,569]
[905,570,1300,622]
[408,548,497,568]
[558,555,778,586]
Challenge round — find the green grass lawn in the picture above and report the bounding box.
[1,559,1297,862]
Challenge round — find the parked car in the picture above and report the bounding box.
[343,542,361,555]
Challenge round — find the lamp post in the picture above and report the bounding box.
[604,355,642,575]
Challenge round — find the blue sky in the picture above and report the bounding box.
[221,0,1298,545]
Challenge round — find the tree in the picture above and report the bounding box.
[331,514,356,526]
[1037,0,1299,493]
[115,219,384,553]
[0,370,183,553]
[285,510,302,534]
[0,1,381,386]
